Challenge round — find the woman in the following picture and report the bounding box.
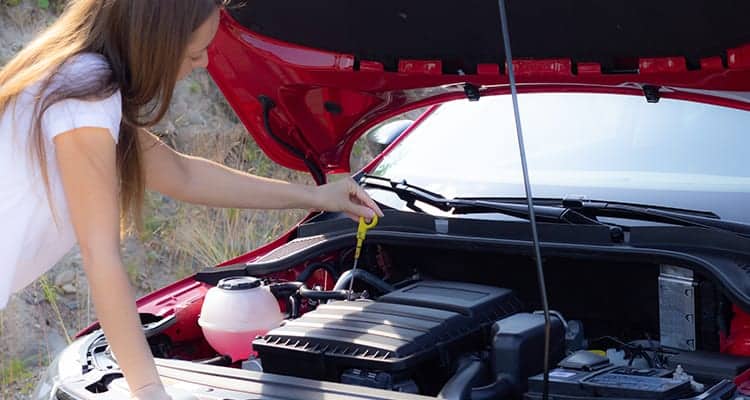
[0,1,383,399]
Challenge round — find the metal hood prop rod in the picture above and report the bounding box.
[497,1,552,399]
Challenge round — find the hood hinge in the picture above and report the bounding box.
[464,83,481,102]
[643,85,662,103]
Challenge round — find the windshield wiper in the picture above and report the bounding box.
[360,175,601,225]
[458,195,750,237]
[362,175,750,236]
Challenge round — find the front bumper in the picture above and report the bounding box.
[34,331,434,400]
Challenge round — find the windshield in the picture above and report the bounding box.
[370,92,750,223]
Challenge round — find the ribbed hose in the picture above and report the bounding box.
[333,268,396,294]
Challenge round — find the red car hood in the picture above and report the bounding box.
[207,1,750,181]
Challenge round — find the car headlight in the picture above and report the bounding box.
[32,337,90,400]
[32,352,61,400]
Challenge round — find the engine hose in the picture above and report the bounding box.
[268,281,303,297]
[297,262,339,284]
[267,281,303,315]
[333,268,396,294]
[268,281,351,302]
[288,293,300,319]
[298,286,350,301]
[437,355,487,400]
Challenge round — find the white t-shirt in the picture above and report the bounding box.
[0,53,122,309]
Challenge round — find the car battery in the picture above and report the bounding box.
[526,366,693,400]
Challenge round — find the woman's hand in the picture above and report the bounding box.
[130,382,198,400]
[130,383,171,400]
[312,177,384,221]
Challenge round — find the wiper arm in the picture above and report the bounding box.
[360,175,601,225]
[566,197,750,236]
[450,199,600,224]
[360,174,452,212]
[458,195,750,236]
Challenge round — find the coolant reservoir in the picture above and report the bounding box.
[198,277,283,362]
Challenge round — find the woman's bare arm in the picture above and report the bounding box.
[55,128,168,400]
[138,129,382,219]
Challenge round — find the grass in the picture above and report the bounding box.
[125,261,140,286]
[141,208,166,242]
[1,358,34,395]
[144,121,310,277]
[171,208,292,269]
[2,0,60,11]
[39,276,72,345]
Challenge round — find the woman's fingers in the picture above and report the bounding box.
[343,192,373,221]
[354,185,384,217]
[348,202,378,221]
[317,177,383,220]
[344,211,360,222]
[345,179,383,218]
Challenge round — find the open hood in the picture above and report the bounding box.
[207,0,750,181]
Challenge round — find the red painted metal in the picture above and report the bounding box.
[75,277,211,337]
[359,60,385,72]
[398,60,443,75]
[639,57,687,74]
[700,57,724,72]
[721,304,750,357]
[735,367,750,395]
[728,44,750,69]
[207,9,750,176]
[722,306,750,396]
[477,64,500,75]
[513,59,573,77]
[577,62,602,75]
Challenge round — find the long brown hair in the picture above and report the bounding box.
[0,0,224,233]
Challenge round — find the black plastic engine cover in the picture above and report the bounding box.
[378,281,521,319]
[253,281,521,384]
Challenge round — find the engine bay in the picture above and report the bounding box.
[128,239,750,400]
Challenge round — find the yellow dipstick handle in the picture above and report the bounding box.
[354,214,379,260]
[348,214,378,298]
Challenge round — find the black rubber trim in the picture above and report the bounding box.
[259,95,326,185]
[194,264,248,285]
[629,226,750,254]
[298,209,617,244]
